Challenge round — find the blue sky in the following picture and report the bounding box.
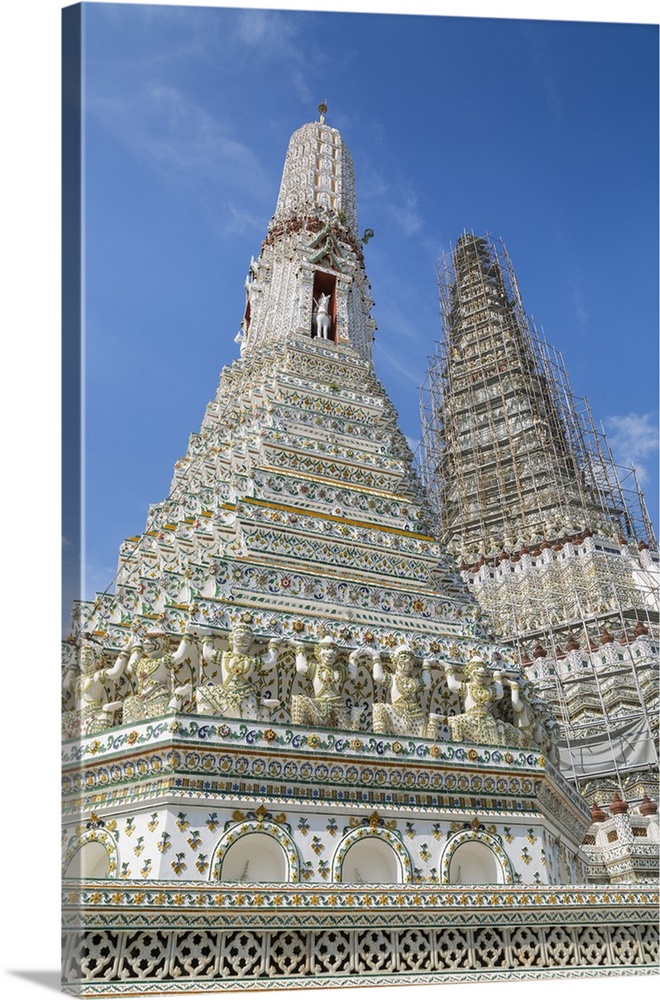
[76,2,658,606]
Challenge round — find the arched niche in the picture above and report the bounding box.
[333,827,412,884]
[311,270,337,342]
[219,832,287,882]
[441,831,513,885]
[63,838,113,879]
[211,821,300,883]
[340,838,400,884]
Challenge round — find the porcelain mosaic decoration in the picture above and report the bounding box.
[63,106,658,993]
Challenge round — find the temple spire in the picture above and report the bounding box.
[273,118,357,234]
[236,116,374,358]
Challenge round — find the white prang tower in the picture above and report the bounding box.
[62,110,658,995]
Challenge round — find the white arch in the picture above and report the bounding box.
[219,832,287,882]
[62,829,118,879]
[440,830,513,885]
[210,820,301,883]
[332,827,412,883]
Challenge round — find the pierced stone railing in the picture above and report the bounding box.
[62,881,658,993]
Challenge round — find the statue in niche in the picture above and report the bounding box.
[291,636,356,729]
[62,636,124,736]
[313,292,332,340]
[115,631,196,725]
[372,644,441,738]
[196,623,280,721]
[444,657,519,747]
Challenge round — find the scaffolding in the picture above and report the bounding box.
[420,232,659,804]
[421,233,656,557]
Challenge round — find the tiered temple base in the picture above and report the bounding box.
[62,713,592,886]
[61,713,660,991]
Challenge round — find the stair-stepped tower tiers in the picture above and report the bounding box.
[62,116,659,995]
[102,336,478,661]
[421,232,659,808]
[74,122,484,666]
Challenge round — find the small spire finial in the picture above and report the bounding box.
[318,100,327,124]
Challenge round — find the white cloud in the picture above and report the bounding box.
[374,342,423,389]
[235,8,301,58]
[87,83,273,231]
[378,300,425,347]
[390,189,423,237]
[358,164,390,202]
[230,10,320,104]
[84,7,326,235]
[523,22,564,126]
[224,201,268,236]
[358,165,422,239]
[291,68,313,106]
[605,412,659,484]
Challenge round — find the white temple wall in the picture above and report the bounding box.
[62,798,577,886]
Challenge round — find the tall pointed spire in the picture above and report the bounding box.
[425,233,637,560]
[239,117,373,358]
[274,113,357,234]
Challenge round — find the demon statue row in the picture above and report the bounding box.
[63,623,560,763]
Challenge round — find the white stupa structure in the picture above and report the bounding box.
[62,108,658,994]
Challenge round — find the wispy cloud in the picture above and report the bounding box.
[291,68,314,106]
[358,160,422,239]
[95,4,307,69]
[390,189,423,237]
[235,8,302,59]
[233,9,316,101]
[605,412,659,484]
[87,83,273,230]
[368,179,423,238]
[224,202,269,236]
[523,22,563,127]
[378,299,426,347]
[375,342,423,389]
[357,164,390,203]
[85,6,319,233]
